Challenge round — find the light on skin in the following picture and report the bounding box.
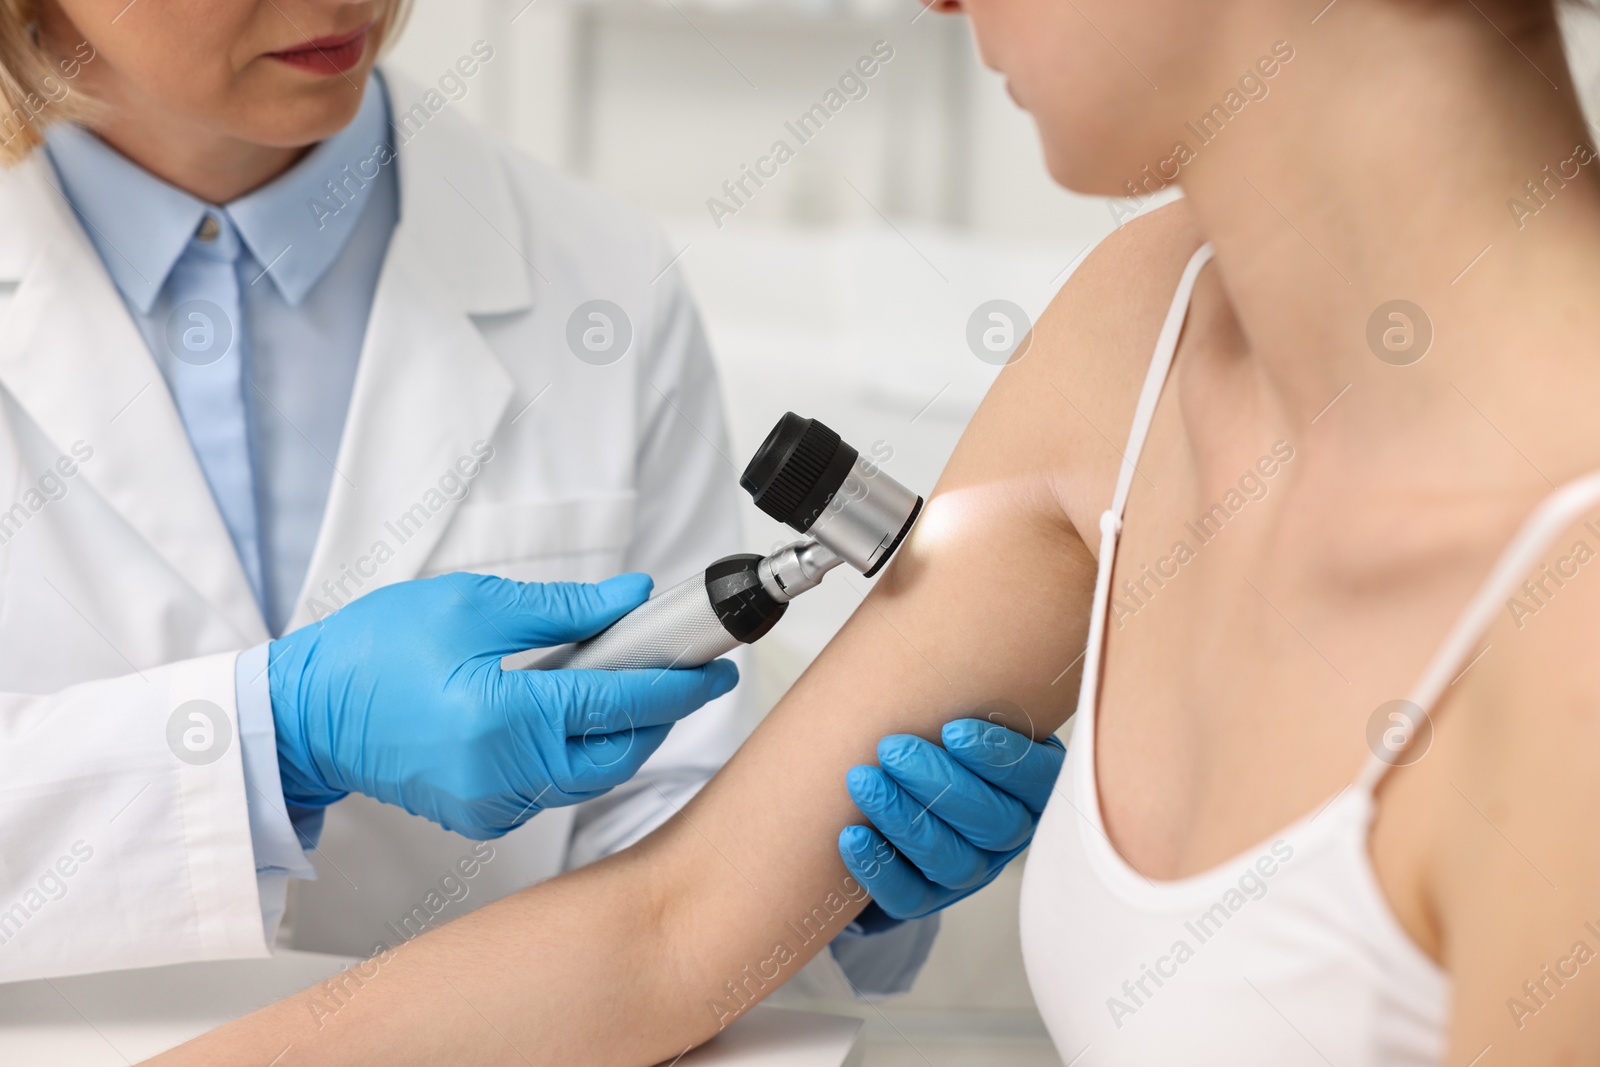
[896,487,979,559]
[898,480,1036,561]
[35,0,397,204]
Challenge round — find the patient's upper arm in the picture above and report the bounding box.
[640,202,1208,1024]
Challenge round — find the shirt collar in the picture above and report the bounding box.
[44,124,206,314]
[227,71,392,306]
[44,70,393,313]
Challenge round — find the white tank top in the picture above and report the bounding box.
[1020,243,1600,1065]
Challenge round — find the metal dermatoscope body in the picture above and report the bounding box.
[538,413,924,671]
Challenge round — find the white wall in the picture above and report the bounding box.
[387,0,1118,236]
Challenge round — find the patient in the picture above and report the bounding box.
[155,0,1600,1062]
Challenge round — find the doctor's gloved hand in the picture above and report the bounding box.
[267,572,738,840]
[839,719,1066,921]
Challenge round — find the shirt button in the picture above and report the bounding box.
[196,215,221,242]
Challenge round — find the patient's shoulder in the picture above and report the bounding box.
[1034,196,1204,395]
[1454,494,1600,746]
[958,199,1205,543]
[1430,497,1600,899]
[1044,197,1205,337]
[1372,494,1600,1037]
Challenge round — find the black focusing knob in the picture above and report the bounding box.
[705,554,788,643]
[740,413,859,533]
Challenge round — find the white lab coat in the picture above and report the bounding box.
[0,72,761,983]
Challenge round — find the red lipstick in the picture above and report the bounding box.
[266,23,370,76]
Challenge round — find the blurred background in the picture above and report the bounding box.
[382,3,1600,1064]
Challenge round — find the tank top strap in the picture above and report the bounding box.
[1076,242,1214,728]
[1355,470,1600,792]
[1105,242,1215,528]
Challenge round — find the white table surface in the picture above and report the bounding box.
[0,950,863,1066]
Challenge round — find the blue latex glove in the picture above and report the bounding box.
[839,719,1066,920]
[269,572,738,840]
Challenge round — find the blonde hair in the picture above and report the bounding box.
[0,0,412,167]
[0,0,95,165]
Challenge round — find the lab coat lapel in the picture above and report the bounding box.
[284,72,530,631]
[0,159,270,645]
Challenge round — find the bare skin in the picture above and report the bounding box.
[36,0,393,202]
[130,0,1600,1063]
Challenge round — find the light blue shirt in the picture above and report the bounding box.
[45,73,932,990]
[46,74,398,938]
[47,77,395,636]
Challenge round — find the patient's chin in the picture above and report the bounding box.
[1038,141,1150,200]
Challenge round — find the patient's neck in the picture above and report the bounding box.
[1176,0,1600,483]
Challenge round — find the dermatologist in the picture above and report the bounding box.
[0,0,1055,994]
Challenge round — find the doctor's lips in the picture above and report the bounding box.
[266,23,372,76]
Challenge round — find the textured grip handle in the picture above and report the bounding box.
[537,572,739,671]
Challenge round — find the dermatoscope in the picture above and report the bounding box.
[537,412,924,671]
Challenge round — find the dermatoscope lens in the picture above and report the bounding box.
[741,412,923,576]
